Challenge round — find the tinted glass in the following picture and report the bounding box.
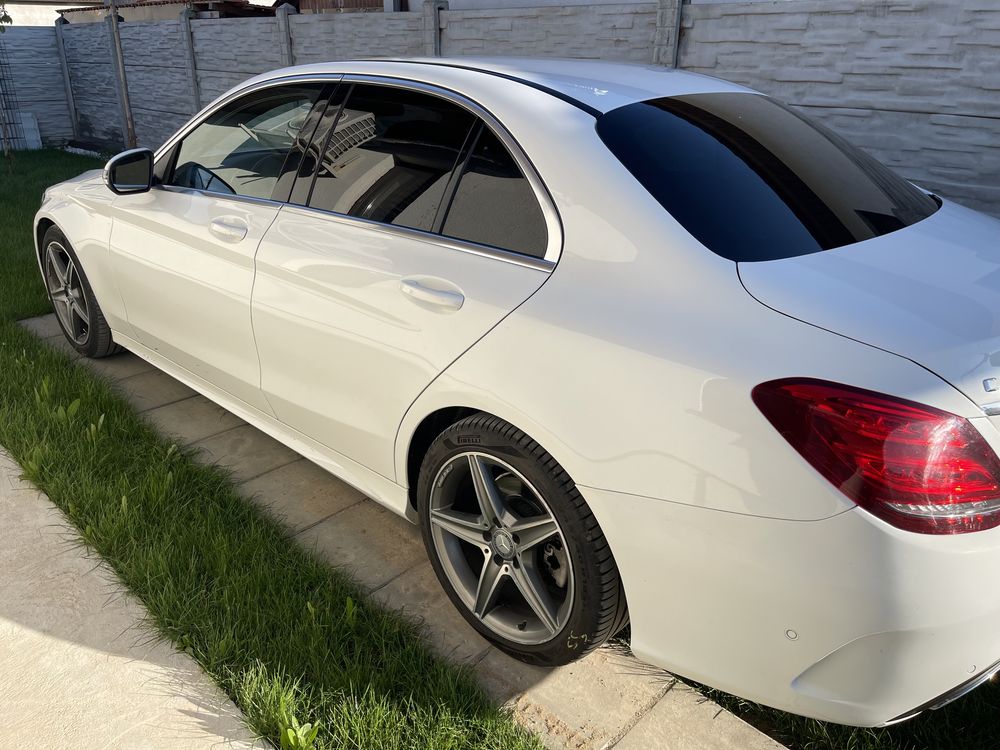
[440,127,547,258]
[307,84,475,232]
[169,84,323,200]
[596,93,939,262]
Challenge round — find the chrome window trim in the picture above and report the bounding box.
[157,183,285,209]
[280,203,554,273]
[153,70,563,266]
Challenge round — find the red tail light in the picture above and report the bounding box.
[752,379,1000,534]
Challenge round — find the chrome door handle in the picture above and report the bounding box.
[399,278,464,311]
[209,217,248,242]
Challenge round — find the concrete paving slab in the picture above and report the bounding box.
[19,314,64,339]
[615,681,786,750]
[80,350,156,382]
[0,449,261,750]
[192,424,299,484]
[42,331,82,360]
[144,394,246,444]
[372,561,493,665]
[115,369,198,413]
[296,500,425,591]
[239,459,365,532]
[477,646,669,749]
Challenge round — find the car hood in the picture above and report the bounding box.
[738,198,1000,411]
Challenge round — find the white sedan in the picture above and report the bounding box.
[34,57,1000,727]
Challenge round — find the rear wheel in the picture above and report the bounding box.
[418,413,628,666]
[41,226,121,359]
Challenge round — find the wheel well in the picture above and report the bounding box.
[406,406,479,511]
[35,218,55,262]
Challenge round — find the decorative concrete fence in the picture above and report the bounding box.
[3,0,999,214]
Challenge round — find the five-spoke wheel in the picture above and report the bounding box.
[419,413,628,665]
[41,226,121,358]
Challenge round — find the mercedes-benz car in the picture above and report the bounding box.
[34,57,1000,727]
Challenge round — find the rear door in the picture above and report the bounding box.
[108,81,331,413]
[252,79,558,483]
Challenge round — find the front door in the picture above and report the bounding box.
[108,82,328,413]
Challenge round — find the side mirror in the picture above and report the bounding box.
[103,148,154,195]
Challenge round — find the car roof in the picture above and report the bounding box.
[257,57,758,116]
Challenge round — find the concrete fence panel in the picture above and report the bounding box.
[289,11,425,64]
[439,4,657,60]
[120,20,193,148]
[191,17,286,102]
[61,22,120,146]
[1,27,73,145]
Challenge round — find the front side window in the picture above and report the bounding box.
[307,84,475,232]
[597,92,939,262]
[168,84,323,200]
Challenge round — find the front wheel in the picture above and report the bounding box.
[418,413,628,666]
[41,226,121,358]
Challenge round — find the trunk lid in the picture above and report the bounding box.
[738,199,1000,411]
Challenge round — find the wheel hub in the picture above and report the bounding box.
[491,528,516,560]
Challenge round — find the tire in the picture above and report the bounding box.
[417,413,628,666]
[41,226,122,359]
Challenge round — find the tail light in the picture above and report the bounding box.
[752,378,1000,534]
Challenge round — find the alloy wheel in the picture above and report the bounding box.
[428,452,574,645]
[44,241,90,346]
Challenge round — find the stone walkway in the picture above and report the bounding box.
[0,448,262,750]
[18,314,784,750]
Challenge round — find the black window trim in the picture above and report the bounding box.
[152,72,562,270]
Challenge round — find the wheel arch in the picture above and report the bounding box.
[35,217,56,266]
[403,405,481,512]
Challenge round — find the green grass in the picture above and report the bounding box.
[0,149,540,749]
[3,149,999,750]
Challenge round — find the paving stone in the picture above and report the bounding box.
[18,313,62,339]
[476,646,668,750]
[144,394,246,445]
[191,424,299,483]
[240,459,364,532]
[296,500,425,592]
[372,560,493,665]
[614,681,785,750]
[80,350,155,382]
[114,369,197,413]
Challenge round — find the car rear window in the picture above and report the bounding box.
[596,92,939,262]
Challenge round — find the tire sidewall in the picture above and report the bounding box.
[418,415,612,666]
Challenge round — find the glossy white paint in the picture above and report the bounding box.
[33,58,1000,728]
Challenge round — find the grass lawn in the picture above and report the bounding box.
[2,149,998,750]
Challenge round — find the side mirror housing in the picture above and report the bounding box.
[103,148,154,195]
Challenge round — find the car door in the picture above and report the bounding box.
[252,79,559,483]
[108,81,330,414]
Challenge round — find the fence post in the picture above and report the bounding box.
[106,7,136,148]
[54,17,80,142]
[275,3,297,68]
[179,7,201,113]
[423,0,447,57]
[652,0,683,68]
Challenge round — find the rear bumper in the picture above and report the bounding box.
[578,484,1000,726]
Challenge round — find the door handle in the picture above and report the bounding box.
[399,278,464,311]
[209,217,248,242]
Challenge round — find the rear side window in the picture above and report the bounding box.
[440,126,548,258]
[596,93,939,262]
[307,84,475,232]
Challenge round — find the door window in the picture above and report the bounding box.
[168,84,324,200]
[306,84,476,232]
